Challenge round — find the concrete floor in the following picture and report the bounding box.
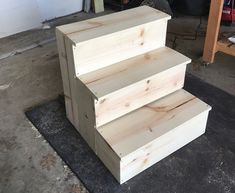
[0,9,234,193]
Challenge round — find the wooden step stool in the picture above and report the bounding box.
[56,6,211,184]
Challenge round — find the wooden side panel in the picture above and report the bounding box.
[119,110,210,183]
[64,38,80,128]
[55,29,74,124]
[95,130,121,181]
[76,79,96,150]
[95,64,186,127]
[73,20,168,75]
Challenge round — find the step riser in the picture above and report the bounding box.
[73,20,168,76]
[96,110,210,184]
[95,64,186,127]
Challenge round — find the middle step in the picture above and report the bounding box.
[78,46,191,127]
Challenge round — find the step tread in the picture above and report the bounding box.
[97,89,211,159]
[57,6,170,44]
[79,47,191,98]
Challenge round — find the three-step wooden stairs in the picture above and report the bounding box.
[56,6,211,184]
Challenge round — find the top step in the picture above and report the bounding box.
[56,6,171,76]
[57,6,170,44]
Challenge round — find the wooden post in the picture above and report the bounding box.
[203,0,224,64]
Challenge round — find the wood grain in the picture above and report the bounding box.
[94,64,187,127]
[217,40,235,57]
[73,20,169,75]
[75,79,96,151]
[55,29,74,124]
[57,6,170,43]
[97,89,211,183]
[79,47,190,127]
[79,47,190,98]
[64,38,80,128]
[56,7,211,184]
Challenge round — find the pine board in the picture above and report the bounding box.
[96,89,211,183]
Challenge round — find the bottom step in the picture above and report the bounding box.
[95,89,211,184]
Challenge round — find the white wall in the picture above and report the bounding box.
[0,0,42,38]
[0,0,83,38]
[37,0,83,21]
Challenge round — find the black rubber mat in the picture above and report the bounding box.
[26,74,235,193]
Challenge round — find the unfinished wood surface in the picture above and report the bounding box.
[64,38,80,129]
[96,89,211,183]
[119,111,210,183]
[75,79,96,151]
[95,130,121,180]
[55,29,73,124]
[57,6,170,76]
[56,7,211,184]
[203,0,224,63]
[94,65,186,127]
[217,40,235,57]
[57,6,170,43]
[79,47,190,98]
[93,0,104,13]
[78,47,190,127]
[73,19,169,75]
